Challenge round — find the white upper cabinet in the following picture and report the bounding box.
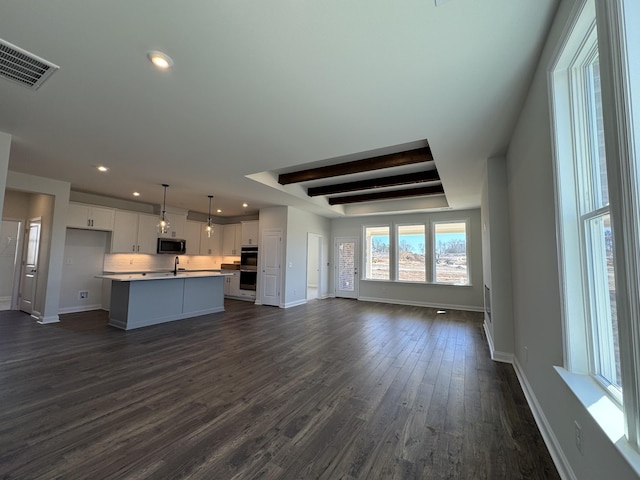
[200,223,221,256]
[222,224,241,255]
[67,203,115,231]
[241,221,259,246]
[159,213,186,240]
[112,211,159,254]
[136,214,159,254]
[184,221,202,255]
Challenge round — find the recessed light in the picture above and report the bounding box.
[147,50,173,69]
[242,203,248,208]
[97,165,109,172]
[216,209,222,213]
[133,192,140,197]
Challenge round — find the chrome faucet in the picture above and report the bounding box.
[174,256,179,275]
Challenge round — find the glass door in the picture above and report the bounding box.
[334,237,358,299]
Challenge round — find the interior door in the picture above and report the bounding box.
[261,229,281,306]
[334,237,358,299]
[20,218,41,314]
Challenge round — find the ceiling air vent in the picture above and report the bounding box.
[0,38,59,90]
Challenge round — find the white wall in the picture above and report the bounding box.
[285,207,331,307]
[0,220,20,298]
[7,171,70,323]
[481,157,514,362]
[0,132,11,222]
[506,0,637,478]
[331,209,483,311]
[60,229,109,313]
[28,194,54,320]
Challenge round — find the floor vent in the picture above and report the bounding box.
[0,38,59,90]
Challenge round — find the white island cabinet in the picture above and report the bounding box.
[98,271,230,330]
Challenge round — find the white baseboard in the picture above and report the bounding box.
[38,315,60,324]
[282,299,308,309]
[58,304,103,315]
[483,321,514,363]
[358,296,484,312]
[512,358,576,480]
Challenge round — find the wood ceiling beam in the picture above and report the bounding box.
[307,170,440,197]
[328,184,445,205]
[278,147,433,185]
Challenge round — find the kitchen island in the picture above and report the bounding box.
[97,271,231,330]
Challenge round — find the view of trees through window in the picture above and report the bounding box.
[434,222,469,284]
[365,226,390,280]
[398,225,426,281]
[364,222,469,284]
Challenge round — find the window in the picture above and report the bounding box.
[364,226,389,280]
[552,2,621,396]
[397,225,426,281]
[363,219,470,285]
[433,221,468,285]
[551,0,640,448]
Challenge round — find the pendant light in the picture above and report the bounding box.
[205,195,214,238]
[158,184,170,235]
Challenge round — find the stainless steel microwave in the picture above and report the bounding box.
[157,238,186,254]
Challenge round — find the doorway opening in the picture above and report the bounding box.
[306,233,322,300]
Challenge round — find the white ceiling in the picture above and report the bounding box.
[0,0,558,218]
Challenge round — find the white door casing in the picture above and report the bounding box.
[20,218,41,315]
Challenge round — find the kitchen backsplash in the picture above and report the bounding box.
[103,254,239,273]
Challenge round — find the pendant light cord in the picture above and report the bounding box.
[162,183,169,220]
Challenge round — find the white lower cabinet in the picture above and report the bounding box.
[222,271,255,301]
[223,271,240,296]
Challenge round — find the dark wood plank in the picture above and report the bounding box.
[307,170,440,197]
[0,300,559,479]
[278,147,433,185]
[328,184,445,205]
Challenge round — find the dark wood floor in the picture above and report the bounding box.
[0,299,558,480]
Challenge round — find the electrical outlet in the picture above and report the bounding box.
[574,421,583,454]
[79,291,89,300]
[66,258,72,265]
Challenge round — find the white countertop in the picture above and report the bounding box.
[97,271,233,282]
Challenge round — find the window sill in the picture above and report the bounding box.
[554,366,640,475]
[361,279,472,287]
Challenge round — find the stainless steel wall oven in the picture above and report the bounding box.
[240,246,258,291]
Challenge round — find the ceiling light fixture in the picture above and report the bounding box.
[242,203,248,208]
[97,165,109,172]
[133,192,140,197]
[205,195,214,238]
[158,184,170,235]
[216,209,222,213]
[147,50,173,69]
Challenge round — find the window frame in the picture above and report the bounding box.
[431,218,470,286]
[550,0,640,448]
[363,224,391,281]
